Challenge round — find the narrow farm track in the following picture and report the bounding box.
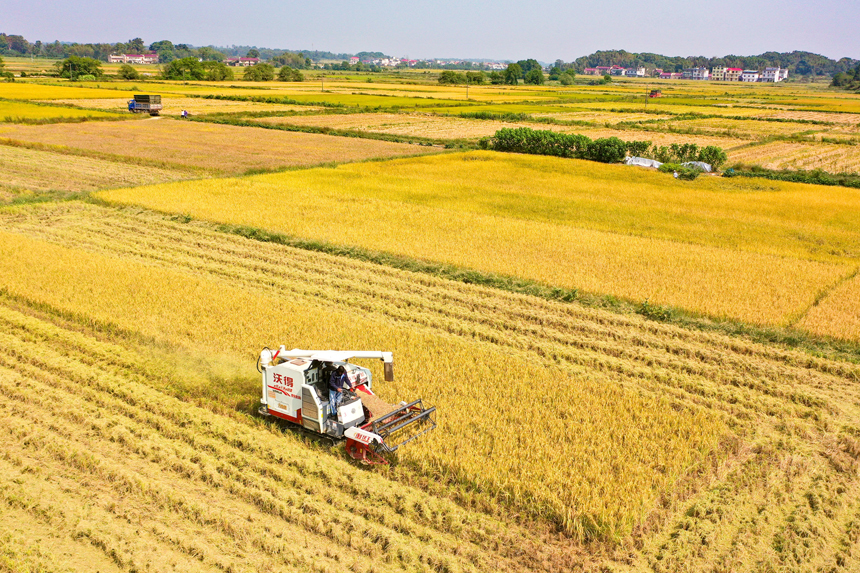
[0,304,570,573]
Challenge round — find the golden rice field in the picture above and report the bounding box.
[0,99,122,121]
[0,216,723,544]
[2,202,860,571]
[0,305,569,573]
[797,271,860,341]
[567,126,747,150]
[40,97,321,115]
[529,110,675,123]
[0,119,436,175]
[729,141,860,173]
[0,82,135,100]
[0,144,189,194]
[97,151,860,327]
[560,101,783,117]
[765,110,860,125]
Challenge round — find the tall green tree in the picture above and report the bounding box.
[127,38,146,53]
[515,59,541,75]
[204,61,233,81]
[503,63,522,85]
[246,48,260,58]
[277,66,303,81]
[55,56,103,79]
[161,57,205,80]
[244,63,275,81]
[524,68,544,85]
[118,64,140,80]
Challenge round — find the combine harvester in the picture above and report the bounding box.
[257,347,436,464]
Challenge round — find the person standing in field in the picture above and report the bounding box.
[181,109,188,119]
[329,365,353,416]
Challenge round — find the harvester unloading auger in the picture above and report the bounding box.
[257,347,436,464]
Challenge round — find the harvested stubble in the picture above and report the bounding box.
[0,144,188,192]
[560,101,780,117]
[0,224,722,543]
[0,119,436,174]
[0,99,121,121]
[42,97,320,115]
[97,151,857,326]
[728,141,860,173]
[765,110,860,125]
[2,202,860,571]
[253,112,576,139]
[664,117,819,138]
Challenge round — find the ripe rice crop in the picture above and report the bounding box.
[728,141,860,173]
[0,120,436,174]
[567,126,747,150]
[796,271,860,341]
[96,151,856,326]
[0,304,570,573]
[0,99,122,121]
[2,202,860,571]
[41,97,320,115]
[0,82,136,100]
[0,144,189,193]
[0,224,724,542]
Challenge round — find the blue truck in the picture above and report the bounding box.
[127,94,162,116]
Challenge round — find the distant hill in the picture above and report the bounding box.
[567,50,859,76]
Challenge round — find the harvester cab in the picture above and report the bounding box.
[257,347,436,464]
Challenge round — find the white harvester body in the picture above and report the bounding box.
[257,347,434,464]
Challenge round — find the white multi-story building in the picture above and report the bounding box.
[624,66,646,77]
[761,67,787,82]
[741,69,760,82]
[683,67,710,80]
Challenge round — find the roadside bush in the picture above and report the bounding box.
[77,74,97,81]
[584,137,627,163]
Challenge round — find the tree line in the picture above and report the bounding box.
[564,49,859,77]
[831,63,860,90]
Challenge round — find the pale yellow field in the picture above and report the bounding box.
[41,97,321,115]
[765,110,860,125]
[665,117,819,138]
[796,271,860,341]
[254,112,578,139]
[96,151,856,326]
[566,126,748,150]
[729,141,860,173]
[0,144,189,193]
[0,119,436,174]
[530,110,675,123]
[0,99,122,121]
[561,101,781,117]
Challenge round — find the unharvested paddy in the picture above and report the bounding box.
[0,99,123,121]
[97,151,859,327]
[0,119,436,174]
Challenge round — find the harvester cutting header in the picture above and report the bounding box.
[257,347,436,464]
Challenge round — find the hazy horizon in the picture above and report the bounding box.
[4,0,858,62]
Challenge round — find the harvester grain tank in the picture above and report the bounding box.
[128,94,162,116]
[257,347,436,464]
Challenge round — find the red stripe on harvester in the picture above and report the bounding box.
[268,407,302,424]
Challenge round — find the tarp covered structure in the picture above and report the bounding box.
[624,156,662,168]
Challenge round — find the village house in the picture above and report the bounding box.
[682,67,710,80]
[624,66,646,77]
[741,69,760,82]
[224,57,261,67]
[761,67,789,82]
[108,53,158,64]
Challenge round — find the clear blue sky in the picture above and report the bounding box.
[4,0,858,61]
